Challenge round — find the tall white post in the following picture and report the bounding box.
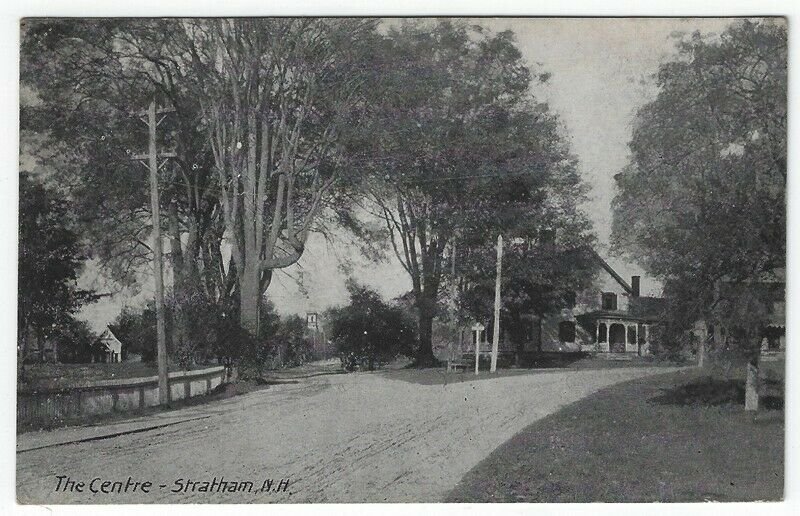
[475,329,480,375]
[490,235,503,373]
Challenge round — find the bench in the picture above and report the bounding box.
[447,359,470,372]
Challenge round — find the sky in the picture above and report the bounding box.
[77,17,738,330]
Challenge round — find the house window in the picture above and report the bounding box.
[601,292,617,310]
[598,323,607,343]
[564,291,577,308]
[559,321,576,343]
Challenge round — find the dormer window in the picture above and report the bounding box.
[601,292,617,310]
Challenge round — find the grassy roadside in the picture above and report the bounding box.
[381,355,680,386]
[18,362,214,390]
[20,358,344,390]
[447,366,784,502]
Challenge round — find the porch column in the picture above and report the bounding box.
[596,323,600,343]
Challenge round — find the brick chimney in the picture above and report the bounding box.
[631,276,640,297]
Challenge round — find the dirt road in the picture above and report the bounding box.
[17,366,677,504]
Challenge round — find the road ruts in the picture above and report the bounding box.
[17,366,680,504]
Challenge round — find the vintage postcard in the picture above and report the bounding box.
[15,16,786,505]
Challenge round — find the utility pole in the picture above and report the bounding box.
[132,100,176,405]
[450,239,457,366]
[490,234,503,373]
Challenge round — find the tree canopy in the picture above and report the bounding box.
[18,173,96,361]
[20,18,384,341]
[21,18,600,370]
[612,19,786,351]
[363,20,595,363]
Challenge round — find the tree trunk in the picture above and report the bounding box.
[168,201,190,365]
[745,351,760,411]
[416,310,437,367]
[239,262,261,337]
[509,312,523,367]
[698,338,706,368]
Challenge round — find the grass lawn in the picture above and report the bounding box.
[381,355,680,386]
[21,358,345,390]
[447,365,784,502]
[381,367,547,385]
[19,361,216,390]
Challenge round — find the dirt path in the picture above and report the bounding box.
[17,366,679,504]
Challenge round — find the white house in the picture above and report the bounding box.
[522,252,662,355]
[458,251,663,361]
[96,327,124,363]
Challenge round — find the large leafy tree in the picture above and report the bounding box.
[18,173,96,370]
[21,19,226,362]
[20,19,383,344]
[612,20,786,408]
[179,18,382,334]
[366,20,590,365]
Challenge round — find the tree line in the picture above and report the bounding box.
[20,18,596,370]
[23,18,783,387]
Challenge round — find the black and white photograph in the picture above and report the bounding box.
[10,11,789,507]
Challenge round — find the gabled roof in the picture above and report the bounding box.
[591,250,634,296]
[97,326,123,349]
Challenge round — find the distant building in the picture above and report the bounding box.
[306,312,319,331]
[304,312,334,360]
[94,327,124,363]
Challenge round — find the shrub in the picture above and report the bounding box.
[52,318,98,363]
[111,302,165,363]
[273,315,314,368]
[328,281,415,371]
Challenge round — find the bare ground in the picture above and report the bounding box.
[17,366,680,504]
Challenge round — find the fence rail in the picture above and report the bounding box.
[17,365,227,429]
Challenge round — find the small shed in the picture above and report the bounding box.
[96,327,124,363]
